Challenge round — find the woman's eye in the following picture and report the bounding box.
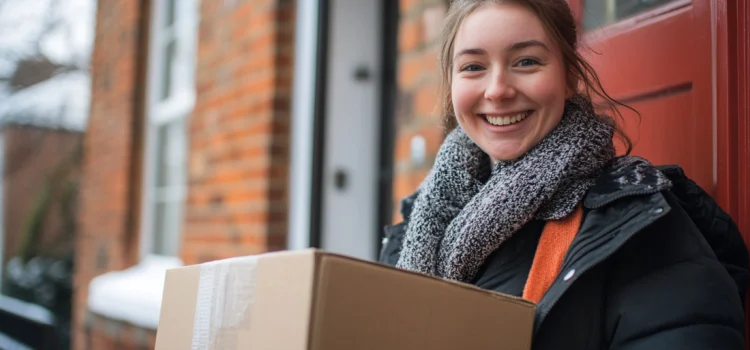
[460,64,484,72]
[517,58,540,67]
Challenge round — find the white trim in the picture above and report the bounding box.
[139,0,198,258]
[152,90,196,124]
[0,131,5,291]
[287,0,320,251]
[139,0,163,258]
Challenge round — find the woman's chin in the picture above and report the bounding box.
[485,145,527,162]
[474,130,534,161]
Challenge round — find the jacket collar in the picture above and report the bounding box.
[535,158,674,334]
[583,156,673,209]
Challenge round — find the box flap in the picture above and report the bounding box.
[154,265,201,350]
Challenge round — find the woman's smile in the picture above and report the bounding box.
[479,110,533,131]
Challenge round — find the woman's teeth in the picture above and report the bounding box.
[485,112,528,126]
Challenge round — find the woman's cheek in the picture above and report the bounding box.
[524,75,564,105]
[452,80,478,119]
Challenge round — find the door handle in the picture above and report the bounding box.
[333,168,348,191]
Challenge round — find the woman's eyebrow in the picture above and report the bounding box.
[453,48,487,61]
[507,40,550,52]
[453,40,549,61]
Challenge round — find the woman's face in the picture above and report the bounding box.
[451,2,570,161]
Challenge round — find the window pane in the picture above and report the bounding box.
[164,0,176,29]
[151,200,181,256]
[155,120,186,188]
[151,201,167,254]
[584,0,676,30]
[155,124,168,187]
[159,39,176,101]
[162,200,181,256]
[151,119,186,256]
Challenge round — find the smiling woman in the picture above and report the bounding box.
[450,4,569,160]
[440,0,636,160]
[380,1,748,349]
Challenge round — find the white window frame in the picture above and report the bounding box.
[288,0,320,251]
[140,0,199,257]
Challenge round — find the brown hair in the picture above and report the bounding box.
[438,0,635,153]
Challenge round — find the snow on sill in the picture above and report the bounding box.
[0,71,90,132]
[87,255,183,330]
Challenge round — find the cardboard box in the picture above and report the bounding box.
[155,249,535,349]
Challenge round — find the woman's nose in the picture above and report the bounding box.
[484,71,516,100]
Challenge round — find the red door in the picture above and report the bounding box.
[572,0,714,191]
[568,0,750,344]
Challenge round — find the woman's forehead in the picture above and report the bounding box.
[454,3,551,53]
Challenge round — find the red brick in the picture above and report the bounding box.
[392,172,414,206]
[413,82,441,117]
[398,54,424,89]
[400,0,422,16]
[423,4,448,43]
[393,0,447,226]
[235,53,276,77]
[391,168,430,224]
[74,0,148,348]
[421,48,441,78]
[185,0,295,262]
[399,17,423,52]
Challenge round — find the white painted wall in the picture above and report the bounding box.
[320,0,382,261]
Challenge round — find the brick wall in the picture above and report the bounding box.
[3,126,82,264]
[392,0,449,222]
[84,312,155,350]
[183,0,294,265]
[74,0,148,349]
[75,0,296,347]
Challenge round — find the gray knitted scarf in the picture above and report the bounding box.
[396,96,616,282]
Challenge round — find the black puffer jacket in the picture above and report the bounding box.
[380,163,749,349]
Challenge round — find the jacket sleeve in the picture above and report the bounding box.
[607,259,745,349]
[378,192,419,266]
[606,194,746,350]
[378,222,406,266]
[659,165,750,305]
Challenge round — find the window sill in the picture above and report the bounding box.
[87,255,183,330]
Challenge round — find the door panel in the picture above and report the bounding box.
[623,92,711,188]
[575,0,750,345]
[320,0,382,261]
[579,0,714,193]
